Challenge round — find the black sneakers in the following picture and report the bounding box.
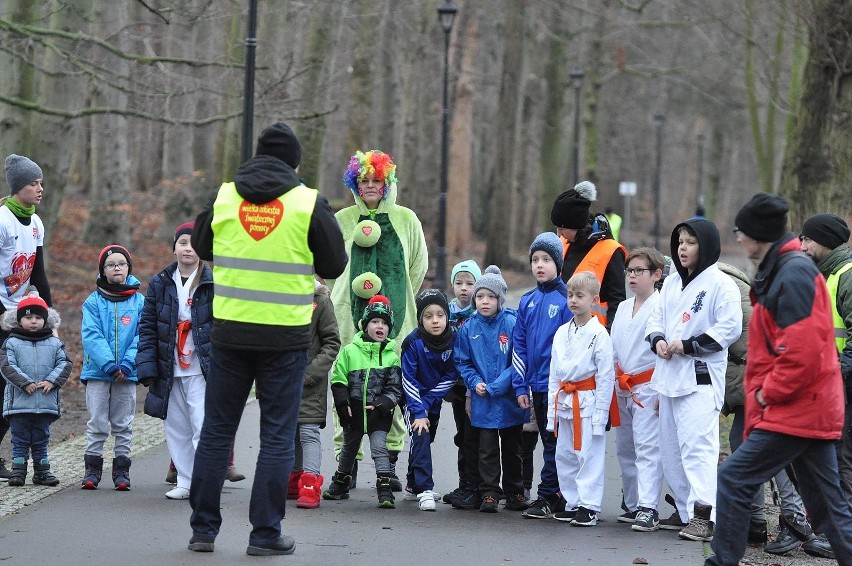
[522,494,565,519]
[479,494,499,513]
[246,536,296,556]
[632,508,660,532]
[570,506,598,527]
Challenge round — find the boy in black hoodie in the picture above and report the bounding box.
[645,219,742,542]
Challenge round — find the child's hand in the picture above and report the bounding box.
[114,370,127,382]
[365,404,375,411]
[475,383,487,396]
[24,383,38,394]
[517,394,529,409]
[38,381,55,394]
[412,417,430,436]
[666,340,684,356]
[655,339,672,360]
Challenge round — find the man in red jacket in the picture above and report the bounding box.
[705,194,852,566]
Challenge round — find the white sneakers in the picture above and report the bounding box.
[404,485,442,501]
[417,490,437,511]
[166,486,190,500]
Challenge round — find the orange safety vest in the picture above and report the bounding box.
[561,238,626,327]
[615,364,654,408]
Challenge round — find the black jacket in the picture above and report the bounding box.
[192,155,347,351]
[561,226,626,328]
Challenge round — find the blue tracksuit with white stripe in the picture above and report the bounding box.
[401,328,458,492]
[510,277,572,500]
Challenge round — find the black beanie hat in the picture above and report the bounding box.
[361,294,394,332]
[734,193,789,243]
[98,244,133,277]
[256,122,301,169]
[551,181,597,229]
[801,214,850,250]
[416,289,449,323]
[17,295,48,323]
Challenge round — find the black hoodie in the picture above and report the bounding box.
[192,155,347,351]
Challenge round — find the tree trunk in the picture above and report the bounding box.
[779,0,852,225]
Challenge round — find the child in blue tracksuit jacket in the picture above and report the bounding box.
[512,232,573,517]
[455,266,529,513]
[401,289,458,511]
[80,244,144,490]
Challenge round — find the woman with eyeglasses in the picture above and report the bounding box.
[79,244,144,491]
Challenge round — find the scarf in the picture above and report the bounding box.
[418,324,454,353]
[96,276,140,300]
[173,265,198,369]
[5,197,35,218]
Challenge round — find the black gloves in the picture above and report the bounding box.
[335,400,352,429]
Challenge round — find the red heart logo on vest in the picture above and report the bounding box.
[363,280,374,290]
[682,312,690,323]
[239,199,284,241]
[361,225,373,237]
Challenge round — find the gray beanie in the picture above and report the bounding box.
[530,232,565,273]
[5,154,43,195]
[472,265,508,307]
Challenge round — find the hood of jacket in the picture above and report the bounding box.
[1,306,61,332]
[670,218,721,287]
[233,154,302,204]
[346,178,400,215]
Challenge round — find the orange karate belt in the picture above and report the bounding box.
[615,364,654,408]
[553,376,597,451]
[177,320,193,369]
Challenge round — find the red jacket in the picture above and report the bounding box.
[744,234,844,440]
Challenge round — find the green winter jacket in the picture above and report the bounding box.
[299,282,340,426]
[719,262,752,413]
[330,332,402,432]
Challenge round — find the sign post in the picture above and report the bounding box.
[619,181,637,235]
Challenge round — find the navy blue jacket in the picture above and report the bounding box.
[401,328,458,419]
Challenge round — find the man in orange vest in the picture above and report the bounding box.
[550,181,626,330]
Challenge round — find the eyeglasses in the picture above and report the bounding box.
[732,228,741,235]
[104,262,128,270]
[624,267,650,276]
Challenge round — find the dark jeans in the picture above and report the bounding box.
[522,430,539,490]
[9,414,52,461]
[189,347,306,546]
[451,396,467,481]
[532,391,559,498]
[707,429,852,566]
[837,401,852,511]
[478,424,523,498]
[406,411,440,493]
[729,406,765,520]
[459,401,482,487]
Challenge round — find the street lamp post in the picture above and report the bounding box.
[696,133,705,210]
[652,111,665,249]
[434,1,457,293]
[570,68,584,186]
[241,0,259,163]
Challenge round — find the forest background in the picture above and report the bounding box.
[0,1,849,396]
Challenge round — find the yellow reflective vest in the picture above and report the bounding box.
[211,182,316,326]
[827,261,852,353]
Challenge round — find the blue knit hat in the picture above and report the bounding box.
[529,232,564,272]
[451,260,481,286]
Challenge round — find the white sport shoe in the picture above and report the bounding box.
[404,485,441,501]
[418,490,436,511]
[165,486,190,500]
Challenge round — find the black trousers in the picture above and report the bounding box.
[478,424,523,498]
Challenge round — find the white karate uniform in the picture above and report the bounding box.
[548,317,615,511]
[611,292,663,511]
[647,265,741,521]
[165,267,206,490]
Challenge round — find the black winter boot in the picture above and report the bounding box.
[112,455,131,491]
[81,454,103,490]
[387,451,402,492]
[7,457,27,487]
[377,475,395,508]
[322,471,351,500]
[32,459,59,486]
[0,456,12,480]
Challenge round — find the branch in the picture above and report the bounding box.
[0,18,239,69]
[618,0,654,13]
[134,0,170,24]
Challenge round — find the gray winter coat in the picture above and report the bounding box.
[1,308,71,419]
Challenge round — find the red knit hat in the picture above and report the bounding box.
[98,244,133,277]
[17,295,48,323]
[174,221,194,249]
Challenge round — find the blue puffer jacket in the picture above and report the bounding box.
[455,307,528,429]
[80,275,144,383]
[136,262,213,384]
[2,309,71,419]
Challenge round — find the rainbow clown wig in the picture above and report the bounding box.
[342,150,398,200]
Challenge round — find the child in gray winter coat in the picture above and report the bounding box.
[1,294,71,487]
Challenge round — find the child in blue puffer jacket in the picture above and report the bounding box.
[455,265,529,514]
[80,244,144,491]
[1,294,71,487]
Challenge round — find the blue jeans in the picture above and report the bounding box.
[532,391,559,499]
[189,346,306,546]
[9,414,52,461]
[707,429,852,566]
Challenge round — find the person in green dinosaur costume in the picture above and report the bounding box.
[327,150,428,491]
